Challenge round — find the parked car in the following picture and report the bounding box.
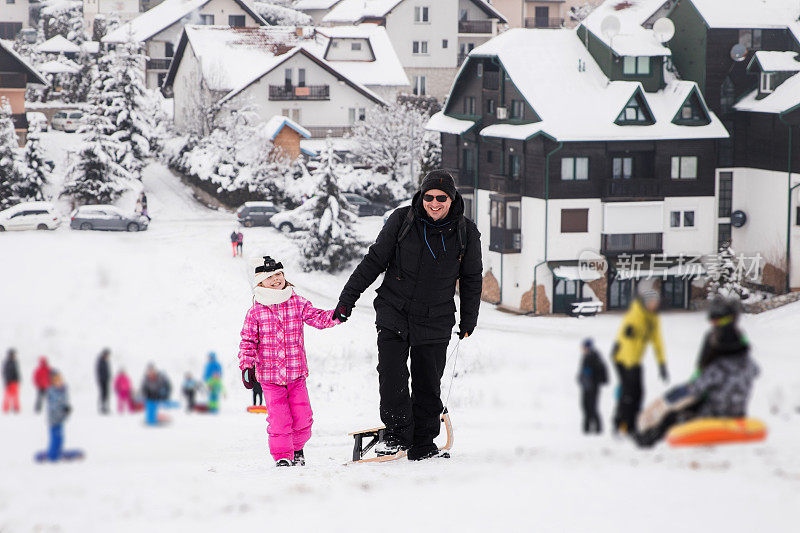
[269,205,311,234]
[26,111,49,132]
[69,205,149,232]
[236,201,279,227]
[0,201,61,231]
[342,193,390,217]
[52,111,84,132]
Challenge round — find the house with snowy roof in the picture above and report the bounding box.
[308,0,507,100]
[0,39,48,144]
[261,114,315,160]
[294,0,345,25]
[426,7,730,313]
[83,0,141,36]
[163,24,401,139]
[665,0,800,292]
[0,0,31,40]
[102,0,267,89]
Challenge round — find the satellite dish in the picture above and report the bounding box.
[730,43,748,62]
[600,15,621,40]
[653,18,675,43]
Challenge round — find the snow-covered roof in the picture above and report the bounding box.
[323,0,506,24]
[294,0,343,9]
[581,0,671,57]
[749,51,800,72]
[425,112,476,134]
[734,73,800,114]
[314,24,408,86]
[36,35,81,54]
[434,29,728,143]
[263,115,312,139]
[689,0,800,30]
[0,40,48,86]
[37,59,81,74]
[102,0,266,43]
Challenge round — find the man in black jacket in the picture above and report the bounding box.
[96,348,111,414]
[335,170,483,460]
[577,338,608,434]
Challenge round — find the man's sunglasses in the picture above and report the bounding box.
[423,194,449,202]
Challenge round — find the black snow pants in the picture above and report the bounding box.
[614,364,643,434]
[376,328,447,453]
[581,385,601,434]
[98,381,110,413]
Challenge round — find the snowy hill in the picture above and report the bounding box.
[1,164,799,531]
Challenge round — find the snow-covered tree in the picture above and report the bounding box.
[254,2,312,25]
[39,1,86,43]
[569,3,595,24]
[418,131,442,185]
[18,123,52,201]
[705,245,751,300]
[299,141,365,273]
[61,51,96,103]
[349,102,429,201]
[0,98,26,209]
[60,112,133,205]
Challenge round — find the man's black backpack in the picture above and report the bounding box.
[393,207,467,280]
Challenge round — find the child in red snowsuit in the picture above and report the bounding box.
[33,357,50,413]
[238,256,342,467]
[114,370,133,413]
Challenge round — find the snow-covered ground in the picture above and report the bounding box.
[1,155,799,532]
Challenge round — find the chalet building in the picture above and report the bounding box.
[294,0,345,25]
[489,0,602,29]
[427,2,730,314]
[102,0,266,90]
[306,0,507,100]
[0,0,31,40]
[0,40,48,145]
[163,25,400,139]
[666,0,800,291]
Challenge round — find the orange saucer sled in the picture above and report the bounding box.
[666,417,767,447]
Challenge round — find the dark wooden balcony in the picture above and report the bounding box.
[269,85,330,101]
[458,20,493,34]
[457,168,476,187]
[489,227,522,254]
[524,17,564,29]
[603,178,663,200]
[146,58,172,71]
[601,233,663,255]
[11,113,27,130]
[490,174,521,195]
[482,70,499,90]
[0,72,27,88]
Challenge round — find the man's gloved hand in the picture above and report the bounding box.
[332,302,352,322]
[457,327,474,340]
[241,367,255,390]
[659,363,669,383]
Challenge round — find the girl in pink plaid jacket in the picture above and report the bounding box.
[238,256,341,467]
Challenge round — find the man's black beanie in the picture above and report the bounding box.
[420,170,457,200]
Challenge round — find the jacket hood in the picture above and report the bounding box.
[412,189,464,225]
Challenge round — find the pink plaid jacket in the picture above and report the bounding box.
[238,292,340,386]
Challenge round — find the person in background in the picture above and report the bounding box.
[236,230,244,257]
[33,357,50,413]
[206,371,224,413]
[577,338,608,434]
[96,349,111,414]
[203,352,222,383]
[230,230,239,257]
[46,369,71,461]
[141,364,165,426]
[3,348,20,413]
[139,191,150,221]
[182,373,200,412]
[114,369,133,414]
[611,282,669,436]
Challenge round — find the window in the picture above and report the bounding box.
[511,100,524,119]
[413,75,427,96]
[477,63,484,77]
[199,14,214,25]
[298,68,306,87]
[348,107,366,124]
[739,29,762,50]
[623,56,650,75]
[561,209,589,233]
[351,42,362,51]
[671,156,698,179]
[612,157,633,179]
[463,96,476,115]
[412,41,428,54]
[462,148,474,174]
[283,108,301,122]
[157,72,166,88]
[760,72,775,93]
[509,154,521,177]
[616,94,652,124]
[684,211,694,227]
[284,68,292,86]
[414,6,429,22]
[718,172,732,217]
[165,42,174,58]
[0,22,22,40]
[718,223,731,247]
[459,8,468,21]
[796,206,800,226]
[487,150,493,163]
[507,204,520,230]
[561,157,589,181]
[228,15,246,27]
[486,99,495,114]
[670,211,681,228]
[670,210,695,228]
[442,39,448,48]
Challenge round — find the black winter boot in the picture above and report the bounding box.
[293,449,305,466]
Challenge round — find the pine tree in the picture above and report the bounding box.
[299,141,365,273]
[18,122,51,201]
[0,97,26,210]
[60,112,133,205]
[705,245,750,299]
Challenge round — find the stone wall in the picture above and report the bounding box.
[762,262,787,294]
[535,284,550,315]
[743,291,800,314]
[481,270,500,304]
[586,276,607,311]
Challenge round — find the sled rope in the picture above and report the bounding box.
[443,339,461,412]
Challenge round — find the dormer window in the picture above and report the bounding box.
[616,91,655,125]
[623,56,650,76]
[760,72,775,93]
[351,42,362,51]
[672,87,711,126]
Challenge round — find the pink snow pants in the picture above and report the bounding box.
[262,378,313,461]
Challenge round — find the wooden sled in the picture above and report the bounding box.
[348,409,454,463]
[667,417,767,447]
[247,405,267,414]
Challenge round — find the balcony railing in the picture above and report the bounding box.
[305,125,352,138]
[602,233,663,255]
[490,174,521,195]
[524,17,564,29]
[11,113,27,130]
[269,85,330,101]
[489,227,522,254]
[458,20,493,34]
[603,178,663,199]
[146,58,172,71]
[483,70,500,90]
